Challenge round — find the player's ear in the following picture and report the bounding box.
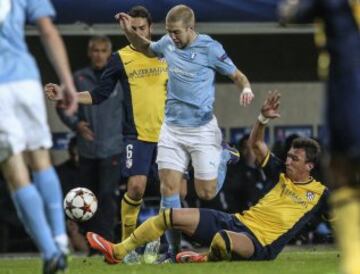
[306,162,314,172]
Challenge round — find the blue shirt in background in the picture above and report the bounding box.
[0,0,55,84]
[150,34,237,127]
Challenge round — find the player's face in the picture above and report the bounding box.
[285,147,312,182]
[88,41,111,69]
[131,17,151,40]
[166,20,193,49]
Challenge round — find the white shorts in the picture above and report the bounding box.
[0,80,52,162]
[156,117,222,180]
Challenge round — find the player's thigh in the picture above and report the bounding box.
[16,80,52,152]
[172,208,200,235]
[0,82,27,162]
[190,119,222,181]
[156,123,190,174]
[190,208,235,246]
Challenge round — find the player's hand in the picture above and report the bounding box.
[114,12,132,33]
[44,83,63,101]
[77,121,95,141]
[261,90,281,119]
[240,87,254,106]
[62,82,78,116]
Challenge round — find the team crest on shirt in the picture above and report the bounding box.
[190,51,196,60]
[157,57,166,63]
[126,159,133,169]
[306,191,315,201]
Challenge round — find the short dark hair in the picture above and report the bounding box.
[128,6,152,25]
[88,35,112,51]
[291,137,321,164]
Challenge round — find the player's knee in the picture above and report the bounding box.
[195,185,216,200]
[160,181,179,196]
[208,230,232,261]
[127,177,146,200]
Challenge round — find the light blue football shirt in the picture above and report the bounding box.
[0,0,55,84]
[150,34,237,127]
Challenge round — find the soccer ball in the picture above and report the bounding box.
[63,187,98,222]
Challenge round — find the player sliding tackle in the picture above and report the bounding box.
[85,90,329,264]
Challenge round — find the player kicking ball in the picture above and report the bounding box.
[87,91,329,264]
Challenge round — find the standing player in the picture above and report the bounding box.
[0,0,77,273]
[279,1,360,274]
[45,6,169,247]
[116,4,252,258]
[86,91,329,264]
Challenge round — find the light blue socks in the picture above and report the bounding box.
[161,194,182,254]
[12,184,58,259]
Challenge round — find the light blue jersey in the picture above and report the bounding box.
[0,0,55,84]
[150,34,237,127]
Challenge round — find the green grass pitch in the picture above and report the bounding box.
[0,248,339,274]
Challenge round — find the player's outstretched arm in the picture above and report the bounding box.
[114,12,155,57]
[249,90,281,163]
[229,69,254,106]
[36,17,78,115]
[44,83,93,105]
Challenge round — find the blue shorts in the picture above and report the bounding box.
[122,137,157,178]
[191,209,273,260]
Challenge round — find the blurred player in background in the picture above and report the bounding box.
[279,1,360,274]
[0,0,77,273]
[86,91,329,264]
[116,4,250,260]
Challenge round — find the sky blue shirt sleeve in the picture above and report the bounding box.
[26,0,56,23]
[208,41,237,76]
[149,35,170,58]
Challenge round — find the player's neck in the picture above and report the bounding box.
[188,30,198,46]
[292,175,313,184]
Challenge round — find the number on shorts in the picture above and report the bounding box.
[126,144,133,160]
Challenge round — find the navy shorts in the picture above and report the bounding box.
[326,73,360,159]
[191,209,272,260]
[122,137,157,177]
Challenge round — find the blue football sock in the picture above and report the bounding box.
[12,184,58,259]
[216,148,231,195]
[161,194,181,254]
[33,167,66,238]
